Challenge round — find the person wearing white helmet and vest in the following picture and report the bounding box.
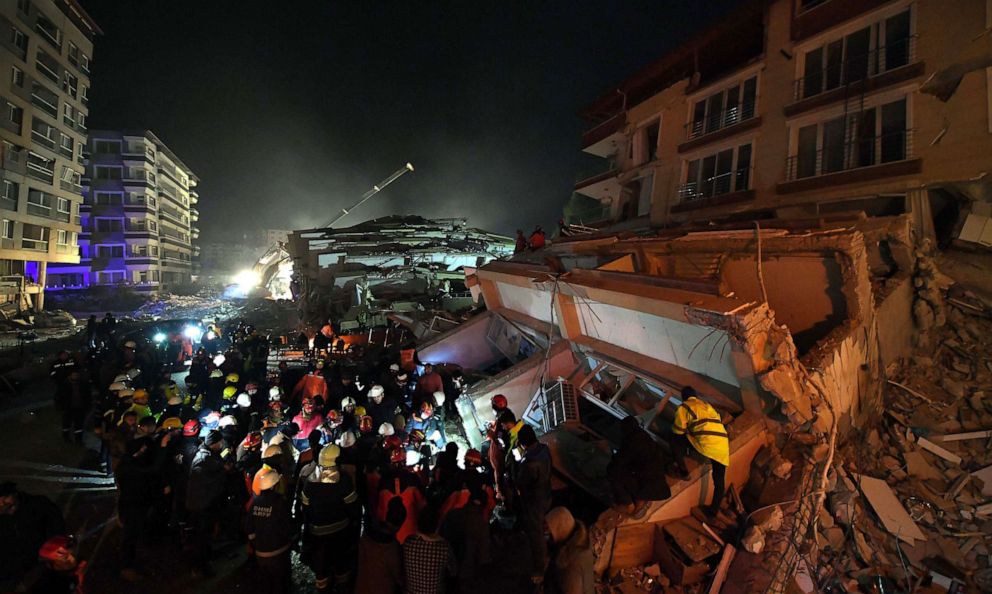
[671,386,730,516]
[247,467,295,594]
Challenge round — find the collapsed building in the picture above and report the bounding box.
[285,215,513,335]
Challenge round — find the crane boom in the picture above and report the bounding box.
[324,162,414,228]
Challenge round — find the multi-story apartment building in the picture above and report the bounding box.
[0,0,99,310]
[567,0,992,246]
[47,130,200,291]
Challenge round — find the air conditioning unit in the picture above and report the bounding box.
[543,378,580,432]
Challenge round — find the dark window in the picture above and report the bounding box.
[646,120,660,162]
[825,40,844,90]
[714,149,733,195]
[880,99,907,163]
[736,143,752,191]
[803,48,823,98]
[797,125,818,178]
[845,28,871,83]
[885,10,911,70]
[741,78,757,120]
[705,92,724,134]
[855,108,877,168]
[822,117,847,174]
[700,154,717,197]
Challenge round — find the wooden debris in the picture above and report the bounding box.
[662,517,722,563]
[888,380,935,403]
[853,474,927,545]
[944,474,971,500]
[705,544,736,594]
[972,465,992,497]
[916,437,963,465]
[939,430,992,442]
[904,450,943,482]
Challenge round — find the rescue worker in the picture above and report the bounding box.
[185,430,227,577]
[0,482,65,592]
[671,386,730,516]
[514,424,552,586]
[246,468,295,594]
[514,229,527,254]
[366,385,400,434]
[529,225,546,250]
[607,416,671,518]
[300,444,362,594]
[292,397,324,452]
[54,370,92,444]
[32,535,87,594]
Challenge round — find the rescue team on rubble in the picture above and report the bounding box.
[6,319,730,594]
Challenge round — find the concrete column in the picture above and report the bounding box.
[34,261,46,312]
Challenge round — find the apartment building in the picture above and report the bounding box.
[0,0,99,310]
[568,0,992,246]
[46,130,200,291]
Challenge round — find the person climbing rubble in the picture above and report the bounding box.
[670,386,729,516]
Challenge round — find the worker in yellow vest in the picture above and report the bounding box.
[671,386,729,516]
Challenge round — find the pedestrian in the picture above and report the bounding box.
[246,468,295,594]
[0,483,65,592]
[607,416,671,518]
[545,507,594,594]
[185,430,227,578]
[514,229,528,254]
[402,504,456,594]
[670,386,729,516]
[116,433,170,581]
[355,498,406,594]
[85,315,98,349]
[54,370,92,444]
[514,424,552,586]
[529,225,546,250]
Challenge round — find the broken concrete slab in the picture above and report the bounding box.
[853,474,927,545]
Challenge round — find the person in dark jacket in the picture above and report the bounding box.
[355,499,406,594]
[184,430,226,577]
[513,424,552,585]
[607,416,671,518]
[54,370,91,443]
[246,469,295,594]
[0,482,65,592]
[116,433,170,581]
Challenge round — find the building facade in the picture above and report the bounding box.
[0,0,99,310]
[568,0,992,246]
[47,130,200,291]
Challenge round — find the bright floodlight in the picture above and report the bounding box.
[153,332,167,343]
[232,269,260,289]
[183,325,203,342]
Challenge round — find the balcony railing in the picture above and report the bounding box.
[31,129,57,151]
[685,100,757,140]
[55,243,76,255]
[35,57,60,84]
[30,87,59,118]
[0,196,17,211]
[564,202,613,226]
[21,238,48,251]
[678,172,735,202]
[794,36,917,102]
[26,159,55,185]
[35,19,62,51]
[785,129,914,181]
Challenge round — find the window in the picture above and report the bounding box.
[11,27,28,56]
[59,133,73,157]
[11,66,23,87]
[56,197,69,213]
[80,86,88,105]
[2,180,18,202]
[95,166,122,180]
[95,245,124,258]
[150,246,159,256]
[96,271,125,285]
[628,118,661,166]
[681,142,754,201]
[62,104,74,126]
[94,139,119,155]
[60,166,80,188]
[148,221,157,232]
[94,192,122,206]
[798,8,913,100]
[689,76,758,138]
[34,12,62,50]
[30,117,57,150]
[79,54,90,74]
[62,72,78,98]
[1,219,13,239]
[17,0,30,14]
[7,102,23,125]
[67,42,79,67]
[790,97,909,179]
[56,229,68,245]
[76,112,86,130]
[94,218,123,232]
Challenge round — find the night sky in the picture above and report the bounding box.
[81,1,743,242]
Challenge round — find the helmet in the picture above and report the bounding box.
[389,363,400,373]
[245,382,258,393]
[433,391,445,407]
[268,386,282,400]
[242,432,261,449]
[406,449,422,467]
[167,394,183,406]
[341,396,356,410]
[236,393,252,408]
[378,422,395,436]
[123,341,137,349]
[315,360,325,369]
[117,388,134,399]
[202,411,221,428]
[219,415,237,428]
[354,406,367,417]
[338,431,357,448]
[326,410,342,427]
[359,416,373,433]
[252,467,281,495]
[212,354,226,367]
[38,535,73,564]
[389,447,406,465]
[419,402,433,418]
[132,389,149,405]
[183,419,201,437]
[464,448,483,467]
[125,368,141,380]
[408,429,426,443]
[318,444,341,466]
[109,382,127,392]
[161,417,183,430]
[369,385,385,403]
[113,374,129,384]
[223,386,237,399]
[262,444,282,460]
[209,369,223,379]
[225,373,239,384]
[491,394,508,410]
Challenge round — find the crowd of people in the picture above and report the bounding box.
[14,319,598,594]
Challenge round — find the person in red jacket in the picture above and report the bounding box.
[528,226,546,250]
[375,449,425,545]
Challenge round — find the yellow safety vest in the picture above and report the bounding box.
[672,397,729,466]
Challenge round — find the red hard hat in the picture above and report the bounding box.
[182,419,201,437]
[491,394,508,410]
[38,535,72,563]
[383,435,403,450]
[359,415,373,433]
[389,448,406,464]
[242,432,261,449]
[464,448,483,467]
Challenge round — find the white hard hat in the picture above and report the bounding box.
[125,368,141,380]
[341,396,356,409]
[269,386,282,400]
[219,415,238,428]
[123,341,137,349]
[378,422,395,436]
[406,449,421,466]
[262,444,281,459]
[369,385,385,400]
[213,354,226,366]
[109,382,127,392]
[113,374,128,383]
[389,363,400,372]
[255,468,281,492]
[236,393,252,408]
[117,388,135,399]
[338,431,357,448]
[433,391,445,407]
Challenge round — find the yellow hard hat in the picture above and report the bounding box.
[318,444,341,467]
[132,389,149,404]
[223,386,237,399]
[225,373,240,384]
[354,406,367,417]
[161,417,183,430]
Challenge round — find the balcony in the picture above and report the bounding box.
[30,128,56,152]
[679,102,762,154]
[54,243,77,255]
[26,203,69,223]
[26,154,55,185]
[779,129,919,194]
[581,112,626,158]
[0,195,16,212]
[573,165,621,202]
[159,203,186,225]
[35,51,61,84]
[34,16,62,51]
[21,238,48,251]
[788,37,921,116]
[30,84,59,118]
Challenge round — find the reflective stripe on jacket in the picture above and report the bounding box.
[672,397,729,466]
